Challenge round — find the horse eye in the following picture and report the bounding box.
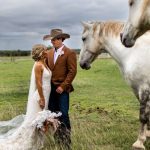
[82,37,86,42]
[129,0,134,6]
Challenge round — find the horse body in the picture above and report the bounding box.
[121,0,150,47]
[80,21,150,150]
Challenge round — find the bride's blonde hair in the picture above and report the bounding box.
[32,44,47,61]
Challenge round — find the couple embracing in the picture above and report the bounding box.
[0,29,77,150]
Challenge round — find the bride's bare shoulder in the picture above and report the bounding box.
[34,62,43,72]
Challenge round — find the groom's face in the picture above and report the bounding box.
[51,38,63,49]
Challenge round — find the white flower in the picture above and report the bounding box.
[59,51,64,56]
[31,110,62,129]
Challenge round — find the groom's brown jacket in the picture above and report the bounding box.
[47,46,77,93]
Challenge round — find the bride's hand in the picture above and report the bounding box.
[39,98,45,109]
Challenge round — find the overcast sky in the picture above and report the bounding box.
[0,0,128,50]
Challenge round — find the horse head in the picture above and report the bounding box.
[79,22,105,70]
[121,0,150,47]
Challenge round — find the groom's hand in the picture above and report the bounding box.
[56,86,64,94]
[39,98,45,109]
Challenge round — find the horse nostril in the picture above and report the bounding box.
[82,63,87,69]
[79,62,84,68]
[120,33,127,45]
[80,62,87,69]
[123,37,127,45]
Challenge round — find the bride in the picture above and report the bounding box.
[0,44,61,150]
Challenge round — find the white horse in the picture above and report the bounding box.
[121,0,150,47]
[79,21,150,150]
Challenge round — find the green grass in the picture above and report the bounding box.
[0,57,150,150]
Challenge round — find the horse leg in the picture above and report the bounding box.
[132,123,146,150]
[145,100,150,137]
[146,123,150,137]
[133,90,150,150]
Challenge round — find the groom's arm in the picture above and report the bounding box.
[60,50,77,91]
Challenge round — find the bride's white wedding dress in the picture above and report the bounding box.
[0,63,60,150]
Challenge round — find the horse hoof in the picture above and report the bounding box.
[146,130,150,138]
[132,142,145,150]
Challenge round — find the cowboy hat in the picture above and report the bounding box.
[43,29,70,41]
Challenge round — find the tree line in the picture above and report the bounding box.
[0,49,108,57]
[0,50,31,57]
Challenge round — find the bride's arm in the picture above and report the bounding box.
[34,63,45,109]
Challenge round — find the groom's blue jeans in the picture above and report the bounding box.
[48,83,71,130]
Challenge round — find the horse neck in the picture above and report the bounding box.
[102,34,130,67]
[95,22,130,67]
[146,7,150,25]
[141,1,150,27]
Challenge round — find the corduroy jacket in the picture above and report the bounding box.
[47,45,77,92]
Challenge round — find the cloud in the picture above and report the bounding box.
[0,0,128,49]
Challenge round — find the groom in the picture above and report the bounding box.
[43,29,77,149]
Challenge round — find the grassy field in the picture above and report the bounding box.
[0,57,150,150]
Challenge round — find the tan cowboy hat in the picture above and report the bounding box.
[43,29,70,41]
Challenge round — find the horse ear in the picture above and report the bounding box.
[81,21,92,29]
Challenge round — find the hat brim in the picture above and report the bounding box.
[43,33,70,41]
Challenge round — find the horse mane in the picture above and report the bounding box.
[101,21,124,37]
[141,0,150,21]
[90,21,124,37]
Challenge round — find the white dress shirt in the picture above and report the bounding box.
[54,45,64,64]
